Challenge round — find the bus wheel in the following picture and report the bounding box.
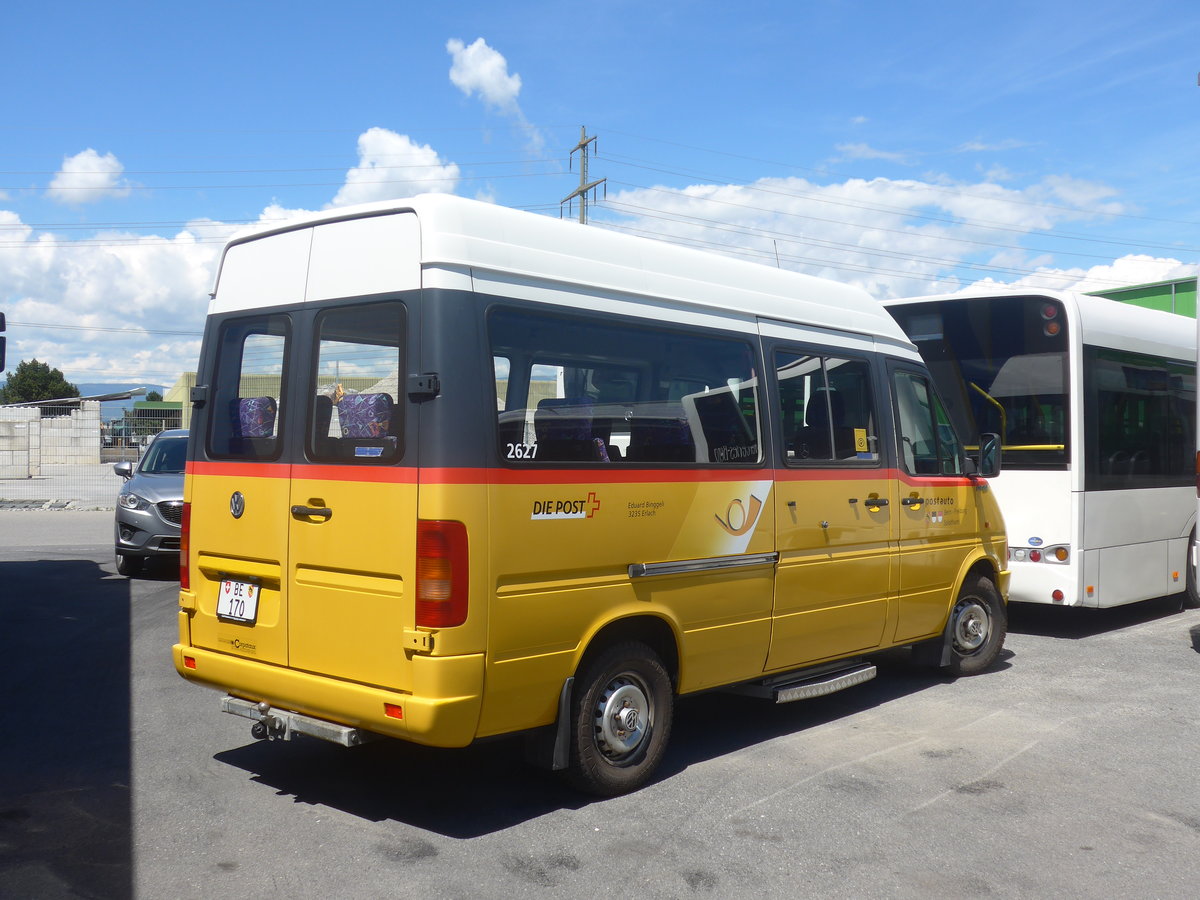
[944,575,1006,677]
[1183,531,1200,610]
[566,642,673,796]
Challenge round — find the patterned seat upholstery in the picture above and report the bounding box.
[337,393,393,438]
[534,397,605,461]
[628,415,695,462]
[231,396,277,438]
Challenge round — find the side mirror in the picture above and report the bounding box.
[974,433,1001,478]
[113,461,133,480]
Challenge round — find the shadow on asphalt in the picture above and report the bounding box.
[0,557,132,898]
[212,649,1008,838]
[1007,593,1186,639]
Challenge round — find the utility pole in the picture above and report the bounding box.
[561,126,606,224]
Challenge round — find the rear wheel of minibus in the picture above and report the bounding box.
[566,642,674,796]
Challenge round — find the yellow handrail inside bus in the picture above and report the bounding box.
[969,381,1006,441]
[965,443,1066,451]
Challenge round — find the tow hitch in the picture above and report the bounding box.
[221,696,378,747]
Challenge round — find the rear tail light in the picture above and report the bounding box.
[1011,544,1068,563]
[179,501,191,590]
[1041,302,1062,337]
[415,520,468,628]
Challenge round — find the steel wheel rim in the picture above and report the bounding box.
[951,599,989,653]
[593,673,652,762]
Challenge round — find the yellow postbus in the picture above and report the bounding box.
[174,194,1009,795]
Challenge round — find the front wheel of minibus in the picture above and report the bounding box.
[943,574,1007,677]
[566,642,674,797]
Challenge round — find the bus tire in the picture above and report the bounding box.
[116,552,142,577]
[1183,530,1200,610]
[944,575,1006,677]
[566,641,673,796]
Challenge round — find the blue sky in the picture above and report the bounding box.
[4,0,1200,390]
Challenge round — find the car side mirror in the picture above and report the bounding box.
[973,433,1001,478]
[113,461,133,480]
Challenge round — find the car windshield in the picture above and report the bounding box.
[139,436,187,475]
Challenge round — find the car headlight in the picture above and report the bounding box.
[118,492,149,511]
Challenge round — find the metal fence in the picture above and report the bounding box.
[0,401,183,509]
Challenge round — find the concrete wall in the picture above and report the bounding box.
[0,401,102,476]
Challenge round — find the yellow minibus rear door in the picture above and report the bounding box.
[186,314,293,667]
[284,300,415,690]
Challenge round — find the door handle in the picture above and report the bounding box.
[901,497,924,506]
[291,505,333,520]
[863,498,889,507]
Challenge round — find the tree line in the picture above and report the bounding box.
[0,359,79,405]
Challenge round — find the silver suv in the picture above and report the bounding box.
[113,428,187,576]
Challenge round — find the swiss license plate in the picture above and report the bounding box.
[217,579,259,624]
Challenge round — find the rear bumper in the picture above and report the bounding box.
[172,643,485,747]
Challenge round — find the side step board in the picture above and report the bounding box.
[729,661,877,704]
[221,696,378,747]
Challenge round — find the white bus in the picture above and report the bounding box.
[885,289,1197,608]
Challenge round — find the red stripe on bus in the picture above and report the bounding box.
[187,461,293,479]
[188,460,977,489]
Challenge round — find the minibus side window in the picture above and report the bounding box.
[776,350,879,464]
[307,302,404,464]
[208,315,289,460]
[489,307,761,465]
[894,370,964,476]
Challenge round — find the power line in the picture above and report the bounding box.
[7,320,202,336]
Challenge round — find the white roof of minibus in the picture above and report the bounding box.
[884,286,1196,360]
[218,193,912,349]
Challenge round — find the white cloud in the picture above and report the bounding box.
[329,128,460,207]
[600,171,1144,301]
[447,37,522,112]
[971,254,1199,296]
[833,143,909,164]
[1,129,468,385]
[46,148,132,205]
[0,211,218,383]
[446,37,543,154]
[956,138,1029,153]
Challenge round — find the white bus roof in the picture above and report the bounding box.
[214,193,913,351]
[884,287,1196,361]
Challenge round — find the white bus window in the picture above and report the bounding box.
[888,296,1068,469]
[1085,346,1195,490]
[488,307,760,465]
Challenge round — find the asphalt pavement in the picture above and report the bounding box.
[3,510,1200,899]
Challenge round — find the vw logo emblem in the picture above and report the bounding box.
[230,491,245,519]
